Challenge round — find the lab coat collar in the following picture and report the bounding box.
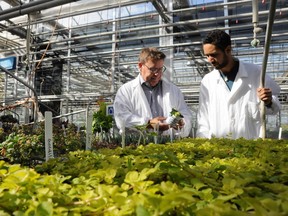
[213,61,248,101]
[228,61,249,102]
[215,60,247,80]
[237,61,249,78]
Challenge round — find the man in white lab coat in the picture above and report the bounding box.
[197,29,281,139]
[114,47,193,137]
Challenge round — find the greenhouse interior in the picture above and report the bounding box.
[0,0,287,138]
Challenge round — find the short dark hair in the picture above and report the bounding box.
[203,29,231,52]
[139,47,166,63]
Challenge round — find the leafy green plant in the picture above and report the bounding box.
[170,108,183,118]
[92,102,113,134]
[166,108,183,127]
[0,123,86,166]
[0,114,19,134]
[0,128,7,143]
[25,139,288,215]
[0,132,45,166]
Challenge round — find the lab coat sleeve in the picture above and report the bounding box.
[177,90,193,137]
[196,82,211,138]
[265,95,281,114]
[164,81,193,137]
[161,80,193,137]
[265,76,281,114]
[113,85,149,131]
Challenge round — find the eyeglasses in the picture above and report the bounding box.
[142,64,166,74]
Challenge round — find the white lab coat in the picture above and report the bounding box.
[197,61,281,139]
[114,74,193,137]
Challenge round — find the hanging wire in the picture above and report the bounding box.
[32,5,63,74]
[235,1,238,24]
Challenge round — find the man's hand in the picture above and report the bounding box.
[257,87,272,106]
[147,117,169,131]
[148,116,185,131]
[170,118,185,130]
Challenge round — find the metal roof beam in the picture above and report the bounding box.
[0,0,81,21]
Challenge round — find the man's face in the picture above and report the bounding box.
[203,44,229,70]
[139,59,165,87]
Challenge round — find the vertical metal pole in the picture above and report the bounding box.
[259,0,277,139]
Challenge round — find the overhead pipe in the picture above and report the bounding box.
[24,0,146,42]
[26,38,288,67]
[24,7,288,49]
[150,0,170,24]
[0,22,27,39]
[1,0,276,38]
[0,4,286,51]
[6,0,253,27]
[2,0,147,25]
[0,0,285,64]
[0,0,252,46]
[0,0,80,21]
[18,28,288,63]
[0,1,286,69]
[0,0,56,16]
[17,9,288,45]
[2,25,288,66]
[23,19,288,60]
[49,5,287,35]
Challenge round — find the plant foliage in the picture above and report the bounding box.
[92,102,113,133]
[0,138,287,215]
[170,108,183,118]
[0,123,85,166]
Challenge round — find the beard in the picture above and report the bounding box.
[214,53,229,70]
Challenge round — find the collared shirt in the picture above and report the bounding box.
[219,59,239,91]
[140,76,164,118]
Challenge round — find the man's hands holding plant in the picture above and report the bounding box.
[147,108,185,131]
[147,117,169,131]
